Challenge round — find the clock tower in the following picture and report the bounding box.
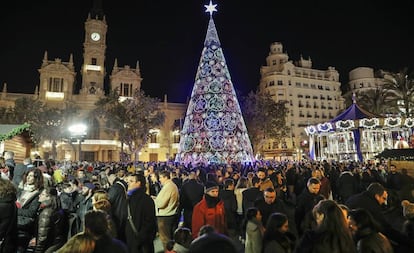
[81,0,107,95]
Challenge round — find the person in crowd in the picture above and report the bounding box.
[242,176,261,214]
[76,181,95,226]
[92,190,117,238]
[338,204,351,226]
[188,231,238,253]
[125,173,157,253]
[401,200,414,239]
[0,177,18,253]
[107,170,128,242]
[346,182,412,250]
[254,187,288,227]
[75,168,88,185]
[12,157,33,187]
[263,212,296,253]
[295,177,325,236]
[336,167,360,203]
[192,181,227,238]
[56,232,95,253]
[154,170,180,250]
[34,187,68,253]
[386,164,402,191]
[234,177,248,231]
[197,224,215,238]
[312,168,331,199]
[148,171,161,196]
[243,207,264,253]
[285,162,298,200]
[16,168,43,253]
[83,210,128,253]
[295,199,356,253]
[219,178,238,239]
[348,208,394,253]
[4,151,15,181]
[179,171,204,229]
[257,168,274,191]
[60,177,81,213]
[171,227,192,253]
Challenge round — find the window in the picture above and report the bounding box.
[277,80,283,86]
[121,83,132,97]
[91,58,97,65]
[272,60,277,65]
[48,77,63,92]
[150,133,157,143]
[173,134,180,143]
[269,81,275,86]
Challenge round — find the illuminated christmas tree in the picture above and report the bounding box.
[175,1,254,165]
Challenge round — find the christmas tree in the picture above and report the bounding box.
[175,1,254,166]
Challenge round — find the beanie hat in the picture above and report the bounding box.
[84,182,96,190]
[402,200,414,219]
[204,181,219,193]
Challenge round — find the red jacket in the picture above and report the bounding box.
[192,196,227,239]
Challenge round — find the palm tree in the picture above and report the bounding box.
[356,88,397,116]
[383,68,414,117]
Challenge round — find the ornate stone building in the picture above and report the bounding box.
[259,42,345,160]
[0,3,186,162]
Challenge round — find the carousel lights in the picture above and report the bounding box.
[360,118,379,129]
[384,117,402,127]
[317,122,333,132]
[335,120,354,131]
[404,117,414,128]
[305,125,317,135]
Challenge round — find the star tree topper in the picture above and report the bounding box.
[205,0,217,16]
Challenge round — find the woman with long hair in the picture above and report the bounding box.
[34,187,68,253]
[16,168,43,253]
[56,232,95,253]
[243,207,264,253]
[262,212,295,253]
[295,199,356,253]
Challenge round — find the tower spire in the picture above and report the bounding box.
[90,0,104,20]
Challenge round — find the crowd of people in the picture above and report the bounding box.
[1,150,414,253]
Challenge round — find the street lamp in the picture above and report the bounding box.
[68,123,87,161]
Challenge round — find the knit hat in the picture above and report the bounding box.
[204,181,219,193]
[401,200,414,219]
[84,182,96,190]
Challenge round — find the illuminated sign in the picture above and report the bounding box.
[85,65,101,71]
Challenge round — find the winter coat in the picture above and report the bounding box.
[337,171,359,202]
[192,195,227,238]
[17,188,40,237]
[35,206,68,253]
[245,219,263,253]
[295,189,324,236]
[93,234,128,253]
[219,189,237,229]
[125,187,157,253]
[242,187,261,214]
[0,194,17,253]
[354,228,394,253]
[108,179,128,242]
[346,191,411,248]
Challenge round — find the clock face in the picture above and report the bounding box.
[91,32,100,41]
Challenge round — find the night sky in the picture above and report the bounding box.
[1,0,413,103]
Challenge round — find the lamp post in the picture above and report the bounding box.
[68,123,87,161]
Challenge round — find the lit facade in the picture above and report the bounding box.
[258,42,345,160]
[0,6,186,162]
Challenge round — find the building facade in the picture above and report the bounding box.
[0,5,186,163]
[258,42,345,160]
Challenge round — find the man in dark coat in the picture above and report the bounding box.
[179,171,204,228]
[295,177,324,236]
[254,187,288,226]
[125,173,157,253]
[219,178,238,238]
[242,176,261,215]
[107,170,128,243]
[336,169,360,203]
[0,178,18,253]
[346,182,412,251]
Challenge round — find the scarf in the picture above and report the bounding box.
[17,185,39,208]
[204,194,220,208]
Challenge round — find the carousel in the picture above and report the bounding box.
[304,99,414,162]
